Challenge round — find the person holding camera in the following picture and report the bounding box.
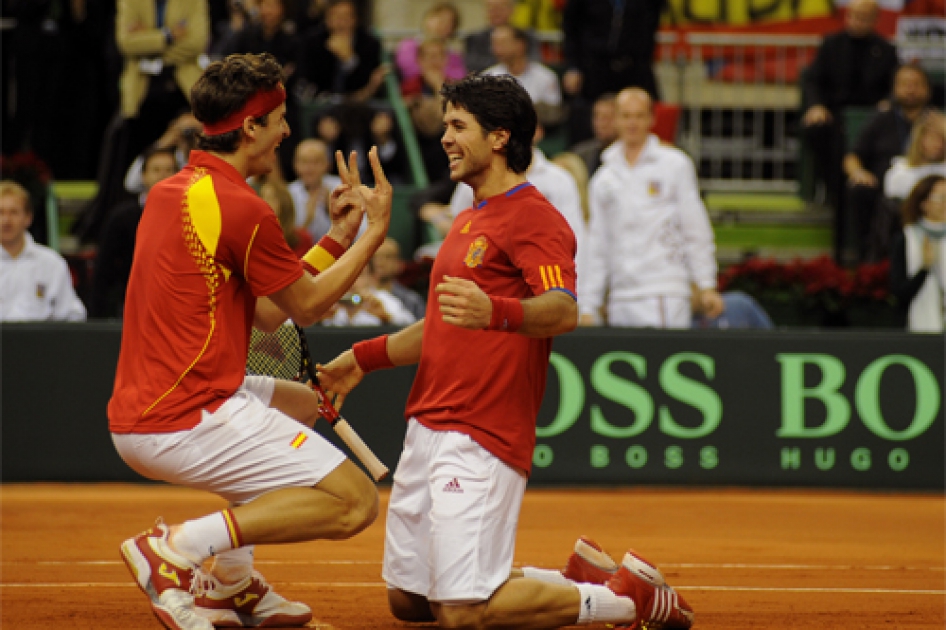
[322,266,417,326]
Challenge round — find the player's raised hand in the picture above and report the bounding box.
[335,148,392,233]
[327,180,364,244]
[316,350,365,411]
[435,275,492,329]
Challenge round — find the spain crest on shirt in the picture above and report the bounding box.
[648,180,661,196]
[464,235,488,268]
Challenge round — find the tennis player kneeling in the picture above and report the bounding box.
[108,52,392,630]
[317,74,695,629]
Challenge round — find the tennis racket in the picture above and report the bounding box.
[247,322,389,481]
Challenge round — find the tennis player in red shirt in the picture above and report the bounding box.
[318,74,694,629]
[109,53,393,630]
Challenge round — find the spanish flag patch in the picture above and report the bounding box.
[290,432,308,449]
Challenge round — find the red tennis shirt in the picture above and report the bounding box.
[406,183,577,473]
[108,151,304,433]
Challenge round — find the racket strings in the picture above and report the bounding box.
[247,325,306,382]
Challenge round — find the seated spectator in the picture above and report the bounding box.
[483,25,563,127]
[890,174,946,332]
[124,112,200,194]
[288,138,343,242]
[464,0,537,74]
[297,0,385,103]
[322,266,416,327]
[0,180,86,321]
[258,174,314,258]
[691,287,774,329]
[884,110,946,200]
[843,64,933,262]
[371,237,427,320]
[568,93,617,177]
[91,146,179,318]
[394,2,465,84]
[800,0,898,213]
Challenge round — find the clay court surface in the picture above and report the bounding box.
[2,484,943,629]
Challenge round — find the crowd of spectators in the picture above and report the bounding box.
[1,0,943,332]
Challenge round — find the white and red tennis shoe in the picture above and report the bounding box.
[605,550,695,629]
[193,570,312,628]
[120,520,213,630]
[562,536,620,584]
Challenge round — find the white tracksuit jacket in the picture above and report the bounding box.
[580,135,717,317]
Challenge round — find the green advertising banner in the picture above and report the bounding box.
[531,330,944,489]
[2,325,943,489]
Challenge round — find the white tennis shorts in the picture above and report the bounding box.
[111,375,347,505]
[609,295,692,328]
[382,418,528,604]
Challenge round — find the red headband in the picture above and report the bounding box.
[202,83,287,136]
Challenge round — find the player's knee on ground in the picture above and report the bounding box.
[431,601,489,630]
[387,588,435,622]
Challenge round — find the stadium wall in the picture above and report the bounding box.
[2,324,942,490]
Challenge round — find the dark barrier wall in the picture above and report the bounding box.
[2,324,943,489]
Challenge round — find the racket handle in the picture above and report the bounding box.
[333,418,390,482]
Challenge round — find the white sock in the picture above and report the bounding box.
[522,566,573,587]
[171,511,241,565]
[575,583,636,624]
[210,546,255,584]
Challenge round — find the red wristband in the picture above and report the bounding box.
[317,234,346,259]
[487,296,524,332]
[352,335,395,373]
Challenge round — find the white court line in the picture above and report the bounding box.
[19,560,945,572]
[1,582,943,595]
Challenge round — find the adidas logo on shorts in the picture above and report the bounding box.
[443,478,463,493]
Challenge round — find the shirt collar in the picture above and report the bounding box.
[473,181,534,209]
[2,232,37,261]
[187,150,256,192]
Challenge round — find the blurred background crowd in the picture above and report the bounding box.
[1,0,944,332]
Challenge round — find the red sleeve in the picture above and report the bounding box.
[509,201,577,299]
[244,212,305,296]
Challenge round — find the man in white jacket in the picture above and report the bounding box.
[580,88,723,328]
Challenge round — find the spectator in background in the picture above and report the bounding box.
[0,180,87,322]
[124,112,201,194]
[91,147,180,318]
[800,0,898,215]
[562,0,664,144]
[484,25,564,127]
[568,92,618,177]
[322,266,417,327]
[116,0,209,167]
[464,0,538,74]
[394,2,465,85]
[885,111,946,200]
[289,139,343,243]
[297,0,392,182]
[843,64,933,262]
[403,38,452,182]
[581,88,723,328]
[214,0,304,177]
[551,152,591,223]
[258,173,314,258]
[890,174,946,332]
[371,237,427,320]
[297,0,385,103]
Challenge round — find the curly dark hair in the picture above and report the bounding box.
[901,174,945,225]
[440,74,536,174]
[191,52,286,153]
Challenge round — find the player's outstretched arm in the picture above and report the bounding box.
[316,319,424,410]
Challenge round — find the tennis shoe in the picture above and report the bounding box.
[562,536,619,584]
[120,520,213,630]
[194,570,312,627]
[605,550,694,629]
